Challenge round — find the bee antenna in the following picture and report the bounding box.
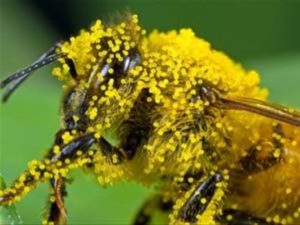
[0,44,64,102]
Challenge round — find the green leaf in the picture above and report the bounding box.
[0,174,22,225]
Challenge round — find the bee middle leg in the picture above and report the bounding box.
[217,209,276,225]
[133,195,173,225]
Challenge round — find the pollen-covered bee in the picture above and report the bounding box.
[1,13,300,225]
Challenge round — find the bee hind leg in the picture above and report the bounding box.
[217,209,276,225]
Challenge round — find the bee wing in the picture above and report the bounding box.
[219,96,300,126]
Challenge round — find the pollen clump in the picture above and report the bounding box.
[61,131,74,144]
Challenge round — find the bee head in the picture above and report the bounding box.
[0,14,143,104]
[53,14,143,89]
[0,14,144,137]
[54,14,144,132]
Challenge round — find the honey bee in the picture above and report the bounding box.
[1,14,300,225]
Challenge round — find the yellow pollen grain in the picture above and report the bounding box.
[226,214,233,221]
[50,196,56,203]
[187,177,194,183]
[200,198,207,204]
[112,154,119,164]
[72,115,80,123]
[94,132,101,139]
[53,145,61,155]
[216,122,222,128]
[273,215,280,223]
[108,68,114,74]
[286,188,292,194]
[273,148,281,158]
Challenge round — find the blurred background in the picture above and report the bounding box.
[1,0,300,224]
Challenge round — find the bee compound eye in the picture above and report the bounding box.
[92,49,141,89]
[123,50,141,73]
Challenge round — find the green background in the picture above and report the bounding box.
[1,0,300,224]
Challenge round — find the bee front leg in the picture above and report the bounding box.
[171,173,226,225]
[0,133,96,207]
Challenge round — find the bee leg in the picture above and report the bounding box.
[240,123,284,174]
[50,133,96,161]
[97,137,126,164]
[0,133,96,206]
[177,173,224,223]
[217,209,276,225]
[133,198,153,225]
[46,178,68,225]
[45,134,96,224]
[133,196,173,225]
